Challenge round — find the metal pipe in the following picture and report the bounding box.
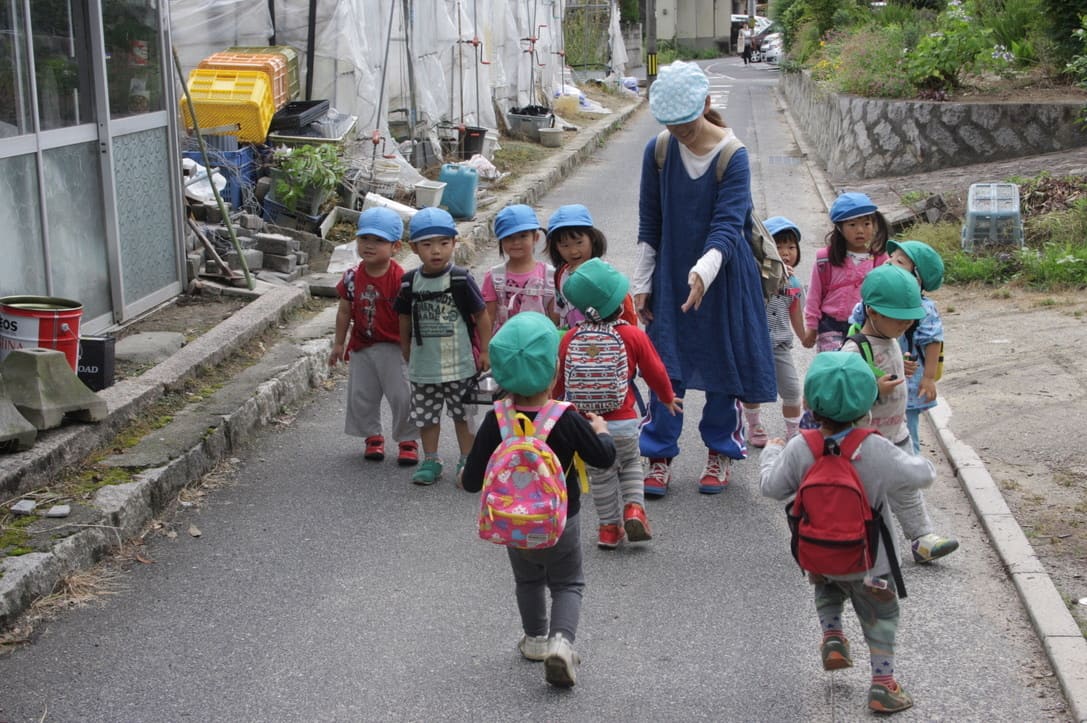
[305,0,317,99]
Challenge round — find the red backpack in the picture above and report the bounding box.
[786,429,906,597]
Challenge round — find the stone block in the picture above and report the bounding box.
[11,499,36,515]
[0,348,107,429]
[236,235,257,249]
[0,374,37,451]
[225,248,264,271]
[262,252,297,274]
[239,213,264,230]
[294,250,310,266]
[45,504,70,518]
[115,331,185,365]
[255,233,299,256]
[186,252,204,282]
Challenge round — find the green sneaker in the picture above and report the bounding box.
[868,682,913,714]
[912,533,960,563]
[820,635,852,670]
[412,458,443,485]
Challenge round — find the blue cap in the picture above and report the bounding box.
[764,216,801,242]
[409,207,457,241]
[546,204,594,238]
[649,61,709,125]
[494,204,541,241]
[355,207,403,241]
[830,192,878,223]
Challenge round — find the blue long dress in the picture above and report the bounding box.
[637,133,777,458]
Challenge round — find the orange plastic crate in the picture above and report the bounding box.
[199,51,290,110]
[226,45,301,102]
[182,69,274,142]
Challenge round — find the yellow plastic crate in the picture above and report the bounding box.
[199,52,290,110]
[182,69,274,142]
[227,45,300,101]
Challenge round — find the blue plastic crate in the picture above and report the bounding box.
[182,146,258,211]
[262,196,324,233]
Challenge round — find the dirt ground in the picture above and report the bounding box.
[935,282,1087,633]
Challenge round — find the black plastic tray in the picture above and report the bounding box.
[269,100,330,131]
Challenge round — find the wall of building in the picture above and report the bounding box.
[780,70,1087,180]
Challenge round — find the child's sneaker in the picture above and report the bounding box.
[518,634,550,662]
[397,440,419,466]
[622,502,652,541]
[868,681,913,713]
[698,452,730,494]
[364,435,385,461]
[597,523,625,549]
[643,458,671,498]
[411,458,443,485]
[544,633,580,687]
[820,635,852,670]
[747,423,769,448]
[911,533,960,563]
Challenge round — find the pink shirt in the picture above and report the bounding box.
[804,248,888,328]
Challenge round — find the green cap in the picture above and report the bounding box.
[887,239,944,292]
[562,258,629,320]
[488,312,560,395]
[861,264,926,320]
[804,352,878,423]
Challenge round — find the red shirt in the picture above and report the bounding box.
[336,260,404,352]
[555,323,675,421]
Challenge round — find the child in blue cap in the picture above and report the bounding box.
[761,351,936,715]
[483,204,557,334]
[803,192,890,351]
[460,312,616,688]
[330,206,419,465]
[394,207,492,485]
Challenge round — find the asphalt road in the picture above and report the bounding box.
[0,60,1070,721]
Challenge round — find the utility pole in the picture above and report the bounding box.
[646,0,657,93]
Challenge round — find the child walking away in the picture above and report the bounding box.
[483,204,557,334]
[460,313,617,688]
[394,207,492,485]
[329,207,419,466]
[546,204,639,330]
[760,352,936,715]
[803,192,889,351]
[848,244,959,564]
[742,216,807,446]
[553,259,681,549]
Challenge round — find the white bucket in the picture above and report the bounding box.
[362,192,417,226]
[414,180,446,209]
[481,131,499,161]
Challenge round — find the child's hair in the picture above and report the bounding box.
[545,204,607,268]
[824,214,888,265]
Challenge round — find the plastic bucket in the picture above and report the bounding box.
[481,131,498,161]
[0,296,83,371]
[414,180,446,209]
[458,126,486,160]
[438,164,479,220]
[538,127,563,148]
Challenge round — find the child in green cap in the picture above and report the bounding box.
[460,312,616,688]
[846,260,959,564]
[760,351,936,715]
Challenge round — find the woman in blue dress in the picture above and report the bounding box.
[632,61,776,496]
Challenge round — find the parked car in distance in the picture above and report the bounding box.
[761,32,784,64]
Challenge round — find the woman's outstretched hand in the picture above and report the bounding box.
[681,272,705,313]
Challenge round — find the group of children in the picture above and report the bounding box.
[330,191,957,709]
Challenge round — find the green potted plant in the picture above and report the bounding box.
[272,144,346,215]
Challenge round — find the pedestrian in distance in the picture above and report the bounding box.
[843,263,960,563]
[482,204,557,334]
[742,216,808,446]
[545,204,639,331]
[394,207,492,485]
[553,259,681,549]
[634,60,777,496]
[760,351,937,715]
[803,191,890,351]
[460,312,617,688]
[329,206,419,466]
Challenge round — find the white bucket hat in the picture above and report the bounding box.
[649,61,710,125]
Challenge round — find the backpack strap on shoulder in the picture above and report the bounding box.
[838,428,876,459]
[654,130,671,171]
[713,137,746,183]
[844,332,884,379]
[493,397,517,440]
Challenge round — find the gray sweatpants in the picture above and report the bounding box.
[887,437,933,540]
[588,433,644,525]
[506,514,584,641]
[344,343,416,442]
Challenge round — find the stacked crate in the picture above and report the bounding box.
[961,182,1024,252]
[199,51,291,111]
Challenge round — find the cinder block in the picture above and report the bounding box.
[0,373,38,450]
[255,232,299,256]
[225,248,264,271]
[1,348,107,429]
[262,252,297,274]
[293,250,310,265]
[186,252,204,282]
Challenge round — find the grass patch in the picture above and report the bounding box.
[0,514,38,556]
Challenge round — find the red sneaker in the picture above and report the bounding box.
[397,440,419,466]
[364,435,385,461]
[623,502,653,542]
[643,458,671,498]
[597,523,625,549]
[698,452,730,494]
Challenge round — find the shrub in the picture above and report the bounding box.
[905,3,995,90]
[835,27,916,97]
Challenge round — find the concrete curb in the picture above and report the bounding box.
[928,401,1087,723]
[0,291,334,629]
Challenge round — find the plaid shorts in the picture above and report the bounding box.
[410,379,472,427]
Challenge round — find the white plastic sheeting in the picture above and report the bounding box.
[169,0,627,145]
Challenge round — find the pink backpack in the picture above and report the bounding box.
[479,398,581,550]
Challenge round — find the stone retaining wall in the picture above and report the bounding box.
[780,70,1087,180]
